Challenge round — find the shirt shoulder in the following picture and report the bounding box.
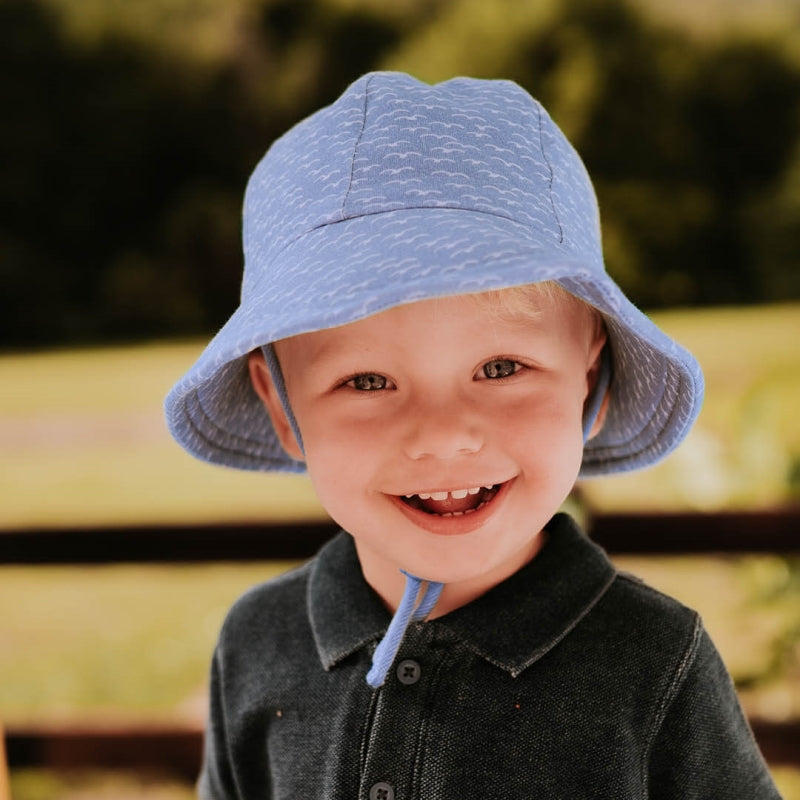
[569,568,706,720]
[611,570,700,630]
[216,560,314,655]
[591,569,702,656]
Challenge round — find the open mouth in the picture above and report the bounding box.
[400,484,502,517]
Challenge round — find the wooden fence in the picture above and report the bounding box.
[3,509,799,778]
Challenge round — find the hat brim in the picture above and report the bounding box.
[165,207,703,477]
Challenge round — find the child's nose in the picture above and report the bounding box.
[402,396,484,461]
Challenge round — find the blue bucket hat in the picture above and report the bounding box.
[165,71,703,478]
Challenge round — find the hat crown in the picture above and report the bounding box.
[243,72,602,299]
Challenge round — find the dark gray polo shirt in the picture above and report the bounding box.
[199,514,780,799]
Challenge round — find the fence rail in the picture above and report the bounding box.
[2,509,799,564]
[3,509,799,776]
[5,719,799,777]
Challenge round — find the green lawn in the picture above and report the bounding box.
[0,561,295,724]
[2,304,798,527]
[583,303,800,511]
[0,340,327,528]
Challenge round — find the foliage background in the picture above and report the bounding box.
[2,0,800,350]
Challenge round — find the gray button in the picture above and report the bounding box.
[369,782,395,800]
[396,659,421,685]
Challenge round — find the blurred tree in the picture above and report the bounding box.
[680,39,800,305]
[746,134,800,301]
[388,0,800,309]
[0,0,435,347]
[474,0,800,307]
[1,0,249,344]
[1,0,798,349]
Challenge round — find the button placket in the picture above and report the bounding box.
[360,629,437,799]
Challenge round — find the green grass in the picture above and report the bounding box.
[582,303,800,511]
[9,769,197,800]
[2,304,798,527]
[0,561,298,724]
[0,340,327,528]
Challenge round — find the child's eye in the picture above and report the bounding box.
[347,373,391,391]
[480,359,521,380]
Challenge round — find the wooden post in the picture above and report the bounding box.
[0,722,10,800]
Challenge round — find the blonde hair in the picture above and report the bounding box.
[468,281,606,342]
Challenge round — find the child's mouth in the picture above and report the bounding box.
[400,484,501,517]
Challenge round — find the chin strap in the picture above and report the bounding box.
[366,571,444,688]
[582,346,612,442]
[261,344,305,456]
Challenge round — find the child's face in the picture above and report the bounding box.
[251,289,606,612]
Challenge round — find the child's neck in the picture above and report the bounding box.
[355,530,548,619]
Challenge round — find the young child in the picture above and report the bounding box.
[165,72,781,799]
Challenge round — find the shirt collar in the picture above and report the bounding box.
[308,513,616,676]
[308,531,391,670]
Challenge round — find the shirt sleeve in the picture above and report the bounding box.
[198,646,241,800]
[647,619,783,799]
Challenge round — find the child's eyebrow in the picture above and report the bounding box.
[288,332,369,373]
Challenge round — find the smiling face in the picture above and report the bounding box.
[250,286,607,615]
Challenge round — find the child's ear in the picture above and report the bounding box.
[584,335,610,441]
[247,349,304,461]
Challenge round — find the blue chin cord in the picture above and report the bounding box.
[262,343,612,689]
[365,572,444,688]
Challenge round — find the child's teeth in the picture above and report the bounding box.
[404,485,495,501]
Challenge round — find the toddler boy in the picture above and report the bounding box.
[166,72,780,798]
